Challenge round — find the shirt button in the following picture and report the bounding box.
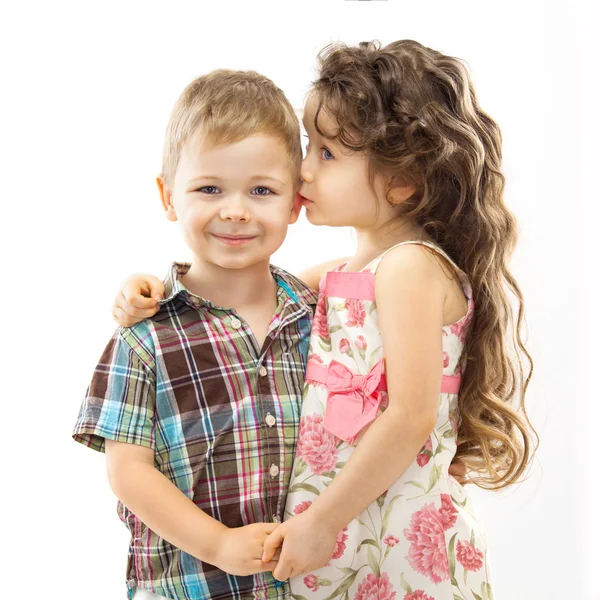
[230,317,242,329]
[269,464,280,478]
[265,414,276,427]
[258,365,268,377]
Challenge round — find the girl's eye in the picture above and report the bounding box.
[321,147,334,160]
[197,186,220,194]
[252,186,274,196]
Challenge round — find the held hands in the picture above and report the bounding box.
[261,511,338,582]
[213,523,282,577]
[112,274,164,327]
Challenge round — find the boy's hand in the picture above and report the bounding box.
[112,274,164,327]
[214,523,282,577]
[449,457,469,485]
[261,512,337,581]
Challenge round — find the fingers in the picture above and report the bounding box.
[145,276,165,303]
[253,559,279,574]
[262,529,284,563]
[122,284,160,310]
[273,561,292,582]
[112,305,138,328]
[448,462,467,478]
[448,461,470,485]
[117,290,160,319]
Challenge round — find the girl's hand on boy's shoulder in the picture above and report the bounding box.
[213,523,281,577]
[112,273,164,327]
[262,511,337,581]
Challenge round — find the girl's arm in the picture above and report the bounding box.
[112,274,164,327]
[111,257,349,328]
[263,244,446,580]
[297,257,350,290]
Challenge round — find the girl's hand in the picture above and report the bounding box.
[261,511,338,581]
[213,523,282,577]
[112,274,164,327]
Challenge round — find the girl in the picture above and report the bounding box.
[114,40,536,600]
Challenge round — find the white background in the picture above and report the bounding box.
[1,1,597,599]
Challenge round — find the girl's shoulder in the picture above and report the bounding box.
[372,240,473,326]
[368,240,468,286]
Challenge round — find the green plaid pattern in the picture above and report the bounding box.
[73,263,317,600]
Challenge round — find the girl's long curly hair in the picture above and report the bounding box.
[312,40,538,489]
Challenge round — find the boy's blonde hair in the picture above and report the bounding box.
[160,69,302,185]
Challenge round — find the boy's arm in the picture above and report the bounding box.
[297,257,350,291]
[105,440,280,576]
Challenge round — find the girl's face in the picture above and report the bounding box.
[298,93,396,229]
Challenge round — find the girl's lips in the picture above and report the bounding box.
[211,234,258,246]
[299,194,314,206]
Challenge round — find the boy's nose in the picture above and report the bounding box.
[219,198,251,222]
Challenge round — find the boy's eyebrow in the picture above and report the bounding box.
[187,175,287,186]
[249,175,287,186]
[187,176,224,184]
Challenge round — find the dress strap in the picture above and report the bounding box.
[366,240,471,294]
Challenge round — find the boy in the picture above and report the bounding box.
[73,70,318,600]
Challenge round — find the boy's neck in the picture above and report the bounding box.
[180,258,278,310]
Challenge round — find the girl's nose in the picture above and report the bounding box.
[300,160,314,184]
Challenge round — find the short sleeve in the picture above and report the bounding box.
[72,327,156,453]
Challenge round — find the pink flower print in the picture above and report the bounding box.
[356,335,367,351]
[403,592,434,600]
[355,572,396,600]
[416,452,431,468]
[404,503,450,584]
[304,575,319,591]
[455,539,484,572]
[293,500,313,515]
[339,338,351,354]
[332,527,349,560]
[449,308,472,343]
[307,353,324,365]
[344,298,366,328]
[383,534,399,547]
[313,295,330,341]
[443,351,449,368]
[439,494,458,530]
[416,437,432,468]
[296,414,338,475]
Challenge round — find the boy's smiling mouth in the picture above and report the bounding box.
[210,233,259,246]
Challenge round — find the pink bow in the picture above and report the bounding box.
[306,359,386,444]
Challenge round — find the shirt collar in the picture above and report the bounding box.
[160,262,319,311]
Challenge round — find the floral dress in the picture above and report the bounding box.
[284,241,493,600]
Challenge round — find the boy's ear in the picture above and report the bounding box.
[289,192,303,224]
[156,177,177,221]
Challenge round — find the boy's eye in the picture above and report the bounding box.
[321,147,334,160]
[197,186,220,194]
[252,186,274,196]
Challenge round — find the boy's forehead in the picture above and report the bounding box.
[178,132,298,181]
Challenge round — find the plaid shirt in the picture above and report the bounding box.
[73,263,317,600]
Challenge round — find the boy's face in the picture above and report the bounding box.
[159,133,301,272]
